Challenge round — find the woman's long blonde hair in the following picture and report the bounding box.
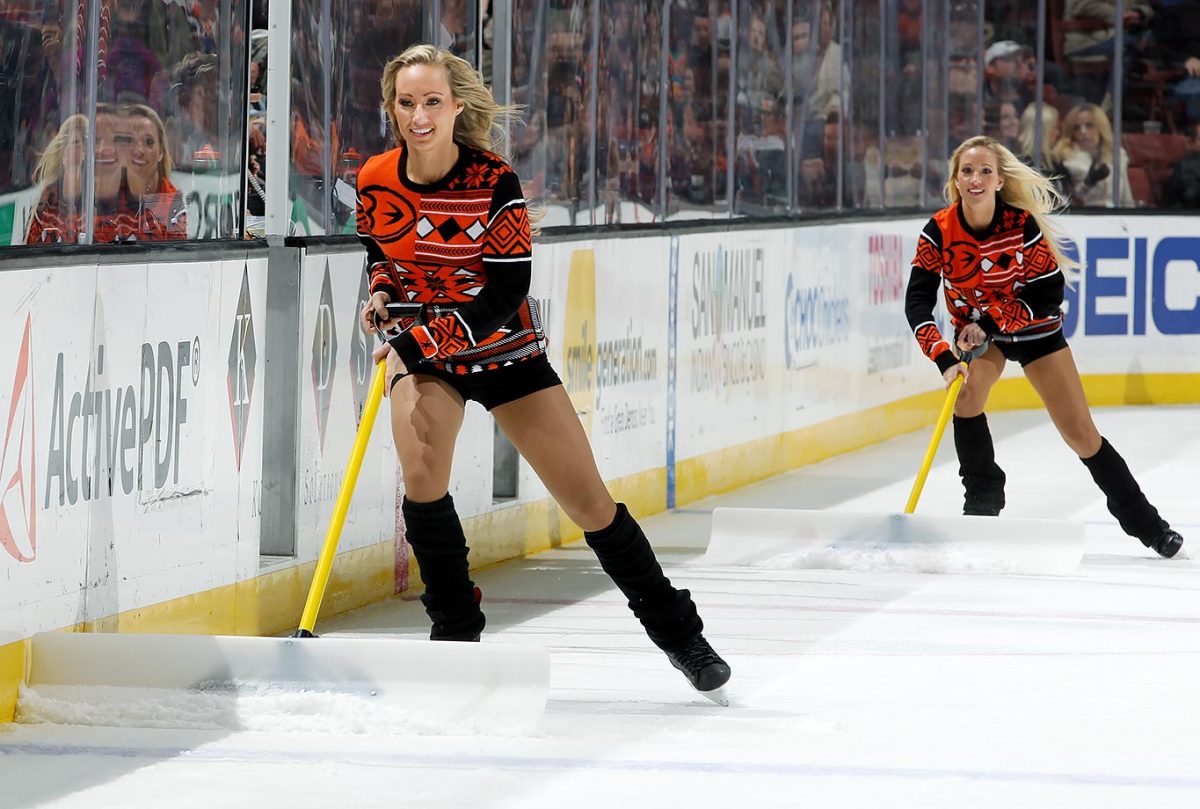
[380,44,520,155]
[32,114,89,187]
[1018,102,1059,168]
[946,135,1082,275]
[1054,103,1114,161]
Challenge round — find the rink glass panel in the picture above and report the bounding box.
[3,0,1199,252]
[0,0,247,246]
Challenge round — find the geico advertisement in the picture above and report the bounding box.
[1056,219,1200,374]
[1062,224,1200,337]
[0,260,264,627]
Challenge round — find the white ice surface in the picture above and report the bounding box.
[2,406,1198,808]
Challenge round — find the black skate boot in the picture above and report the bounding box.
[953,414,1006,516]
[664,634,732,702]
[1149,528,1184,559]
[585,504,731,704]
[1081,438,1182,559]
[403,494,486,641]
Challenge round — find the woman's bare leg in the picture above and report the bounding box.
[491,384,616,532]
[1020,346,1101,457]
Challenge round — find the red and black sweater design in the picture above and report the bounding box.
[26,177,187,244]
[355,144,545,375]
[904,201,1065,373]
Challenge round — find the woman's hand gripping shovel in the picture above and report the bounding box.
[702,339,1083,576]
[23,303,549,735]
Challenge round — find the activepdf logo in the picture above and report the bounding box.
[1,316,36,562]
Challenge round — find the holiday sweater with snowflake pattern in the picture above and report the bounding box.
[356,143,545,375]
[904,200,1065,374]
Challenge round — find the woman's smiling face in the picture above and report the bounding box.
[391,63,463,156]
[955,145,1003,203]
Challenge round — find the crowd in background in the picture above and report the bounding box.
[1,0,1198,246]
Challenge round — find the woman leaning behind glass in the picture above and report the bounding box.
[1053,103,1134,208]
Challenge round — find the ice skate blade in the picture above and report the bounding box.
[698,686,730,707]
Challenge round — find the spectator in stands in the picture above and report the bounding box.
[983,40,1030,112]
[1017,102,1071,200]
[104,0,166,106]
[789,11,817,105]
[0,14,56,192]
[890,0,924,134]
[798,111,839,209]
[1054,103,1133,207]
[808,2,848,125]
[986,99,1022,152]
[1165,121,1200,208]
[1062,2,1157,103]
[1149,2,1200,125]
[740,11,783,114]
[166,51,221,170]
[115,103,187,239]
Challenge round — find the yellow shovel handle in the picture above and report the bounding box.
[298,359,389,634]
[904,365,966,514]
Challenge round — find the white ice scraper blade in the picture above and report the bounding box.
[703,508,1083,576]
[21,632,549,736]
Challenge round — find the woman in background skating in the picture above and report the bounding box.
[356,44,731,699]
[904,135,1183,558]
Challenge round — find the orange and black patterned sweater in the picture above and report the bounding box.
[904,201,1065,374]
[355,144,546,375]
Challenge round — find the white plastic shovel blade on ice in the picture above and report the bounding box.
[703,508,1084,576]
[21,631,549,735]
[17,356,551,736]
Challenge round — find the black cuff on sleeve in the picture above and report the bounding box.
[373,283,400,303]
[934,349,959,375]
[387,329,427,371]
[977,314,1000,335]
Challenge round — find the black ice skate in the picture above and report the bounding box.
[664,634,731,706]
[428,585,485,642]
[1149,529,1184,559]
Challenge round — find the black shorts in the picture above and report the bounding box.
[993,329,1069,367]
[405,354,562,411]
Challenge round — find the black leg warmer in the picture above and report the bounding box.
[1081,438,1169,547]
[584,503,703,650]
[953,413,1007,516]
[402,494,485,641]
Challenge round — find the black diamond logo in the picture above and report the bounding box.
[436,218,463,241]
[350,261,373,425]
[227,266,257,470]
[311,260,338,450]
